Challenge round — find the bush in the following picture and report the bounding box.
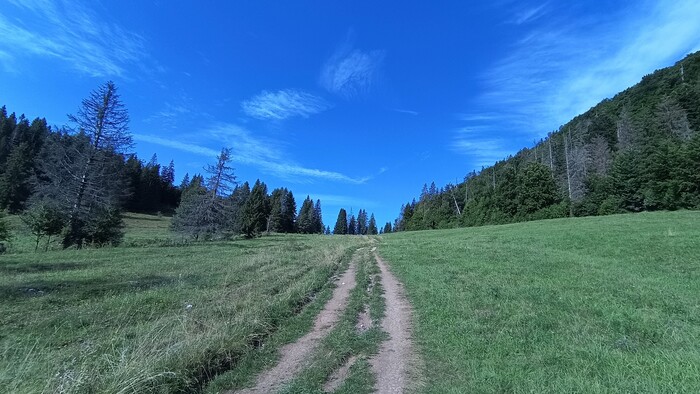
[85,208,125,247]
[0,212,11,254]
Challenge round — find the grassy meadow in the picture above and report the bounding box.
[379,210,700,393]
[0,213,368,393]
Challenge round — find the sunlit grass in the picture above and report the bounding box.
[379,210,700,393]
[0,231,365,393]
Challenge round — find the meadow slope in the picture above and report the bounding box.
[379,211,700,393]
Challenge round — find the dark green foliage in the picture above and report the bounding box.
[83,207,125,247]
[21,202,66,251]
[268,188,297,233]
[172,149,236,239]
[382,222,392,234]
[312,199,323,234]
[171,175,210,239]
[368,213,378,235]
[347,214,356,235]
[0,211,10,253]
[356,209,368,235]
[516,163,561,216]
[227,182,250,234]
[0,114,49,212]
[396,51,700,231]
[333,208,348,234]
[242,180,270,237]
[296,197,323,234]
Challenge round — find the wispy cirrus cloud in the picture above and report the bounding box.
[0,0,152,77]
[241,89,330,120]
[450,127,513,167]
[320,34,385,98]
[135,123,372,185]
[511,2,549,25]
[298,194,378,209]
[465,0,700,142]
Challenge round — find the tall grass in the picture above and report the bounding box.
[0,233,364,393]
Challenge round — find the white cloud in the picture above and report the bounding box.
[512,2,549,25]
[471,0,700,139]
[392,108,419,116]
[0,0,152,77]
[450,128,513,167]
[241,89,330,120]
[320,36,385,98]
[135,123,372,185]
[298,193,377,209]
[133,134,220,157]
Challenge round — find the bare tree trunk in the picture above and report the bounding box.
[492,167,496,190]
[564,130,573,216]
[548,135,554,171]
[451,193,462,216]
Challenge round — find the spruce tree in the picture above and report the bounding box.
[242,180,269,237]
[347,214,357,235]
[368,213,378,235]
[333,208,348,234]
[296,196,315,234]
[313,199,323,233]
[281,190,297,232]
[383,222,392,234]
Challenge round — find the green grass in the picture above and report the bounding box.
[2,212,175,253]
[0,230,366,393]
[379,210,700,393]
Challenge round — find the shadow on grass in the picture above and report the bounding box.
[1,274,175,301]
[0,262,86,274]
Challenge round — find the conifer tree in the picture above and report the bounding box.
[313,199,323,233]
[347,214,357,235]
[368,213,378,235]
[357,209,368,235]
[333,208,348,234]
[383,222,392,234]
[296,196,315,234]
[242,180,269,237]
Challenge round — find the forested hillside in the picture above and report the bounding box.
[396,51,700,231]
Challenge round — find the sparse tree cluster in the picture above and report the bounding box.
[0,82,181,249]
[331,207,379,235]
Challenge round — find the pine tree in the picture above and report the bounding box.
[0,142,34,212]
[368,213,378,235]
[382,222,392,234]
[281,190,297,232]
[347,214,357,235]
[296,196,315,234]
[49,81,132,248]
[242,180,269,237]
[227,181,250,234]
[172,149,236,239]
[312,199,323,233]
[357,209,368,235]
[333,208,348,234]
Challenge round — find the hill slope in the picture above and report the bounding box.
[397,51,700,230]
[379,210,700,392]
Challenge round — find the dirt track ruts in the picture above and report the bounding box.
[370,248,417,394]
[231,258,358,394]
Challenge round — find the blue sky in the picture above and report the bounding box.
[2,1,700,227]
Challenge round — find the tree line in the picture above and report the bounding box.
[171,148,327,239]
[395,51,700,231]
[332,207,387,235]
[0,81,329,251]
